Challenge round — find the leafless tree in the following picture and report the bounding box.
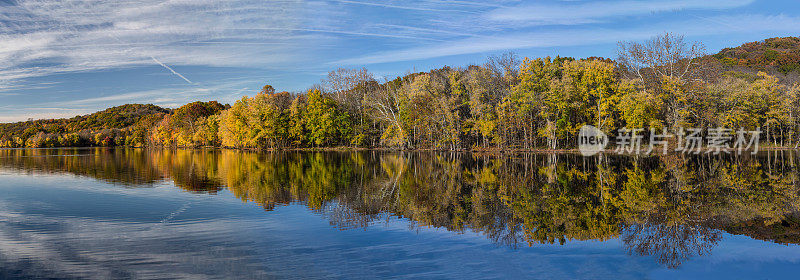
[364,79,406,147]
[324,68,377,143]
[622,222,721,269]
[617,32,707,87]
[324,67,375,111]
[485,51,521,88]
[618,33,713,129]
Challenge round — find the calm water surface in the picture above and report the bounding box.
[1,148,800,279]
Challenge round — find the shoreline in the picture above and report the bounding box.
[2,146,797,154]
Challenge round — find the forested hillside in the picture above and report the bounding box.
[3,33,800,150]
[712,36,800,76]
[0,104,170,147]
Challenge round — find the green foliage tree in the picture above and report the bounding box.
[304,89,351,146]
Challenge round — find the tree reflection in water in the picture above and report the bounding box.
[1,148,799,268]
[622,222,722,269]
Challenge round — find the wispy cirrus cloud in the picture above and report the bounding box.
[0,0,490,94]
[485,0,755,25]
[0,0,309,91]
[335,13,800,65]
[329,0,788,66]
[332,0,481,13]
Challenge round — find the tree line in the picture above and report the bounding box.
[3,33,800,150]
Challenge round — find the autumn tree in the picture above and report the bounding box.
[617,32,711,130]
[304,89,351,146]
[325,68,376,146]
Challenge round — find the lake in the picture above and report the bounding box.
[1,148,799,279]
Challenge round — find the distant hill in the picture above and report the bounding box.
[0,104,170,147]
[711,36,800,75]
[0,104,169,132]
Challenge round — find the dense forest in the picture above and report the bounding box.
[3,33,800,150]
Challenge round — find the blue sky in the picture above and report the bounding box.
[0,0,799,122]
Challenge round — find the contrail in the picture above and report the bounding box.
[333,0,478,13]
[688,14,743,31]
[151,57,193,84]
[39,6,196,86]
